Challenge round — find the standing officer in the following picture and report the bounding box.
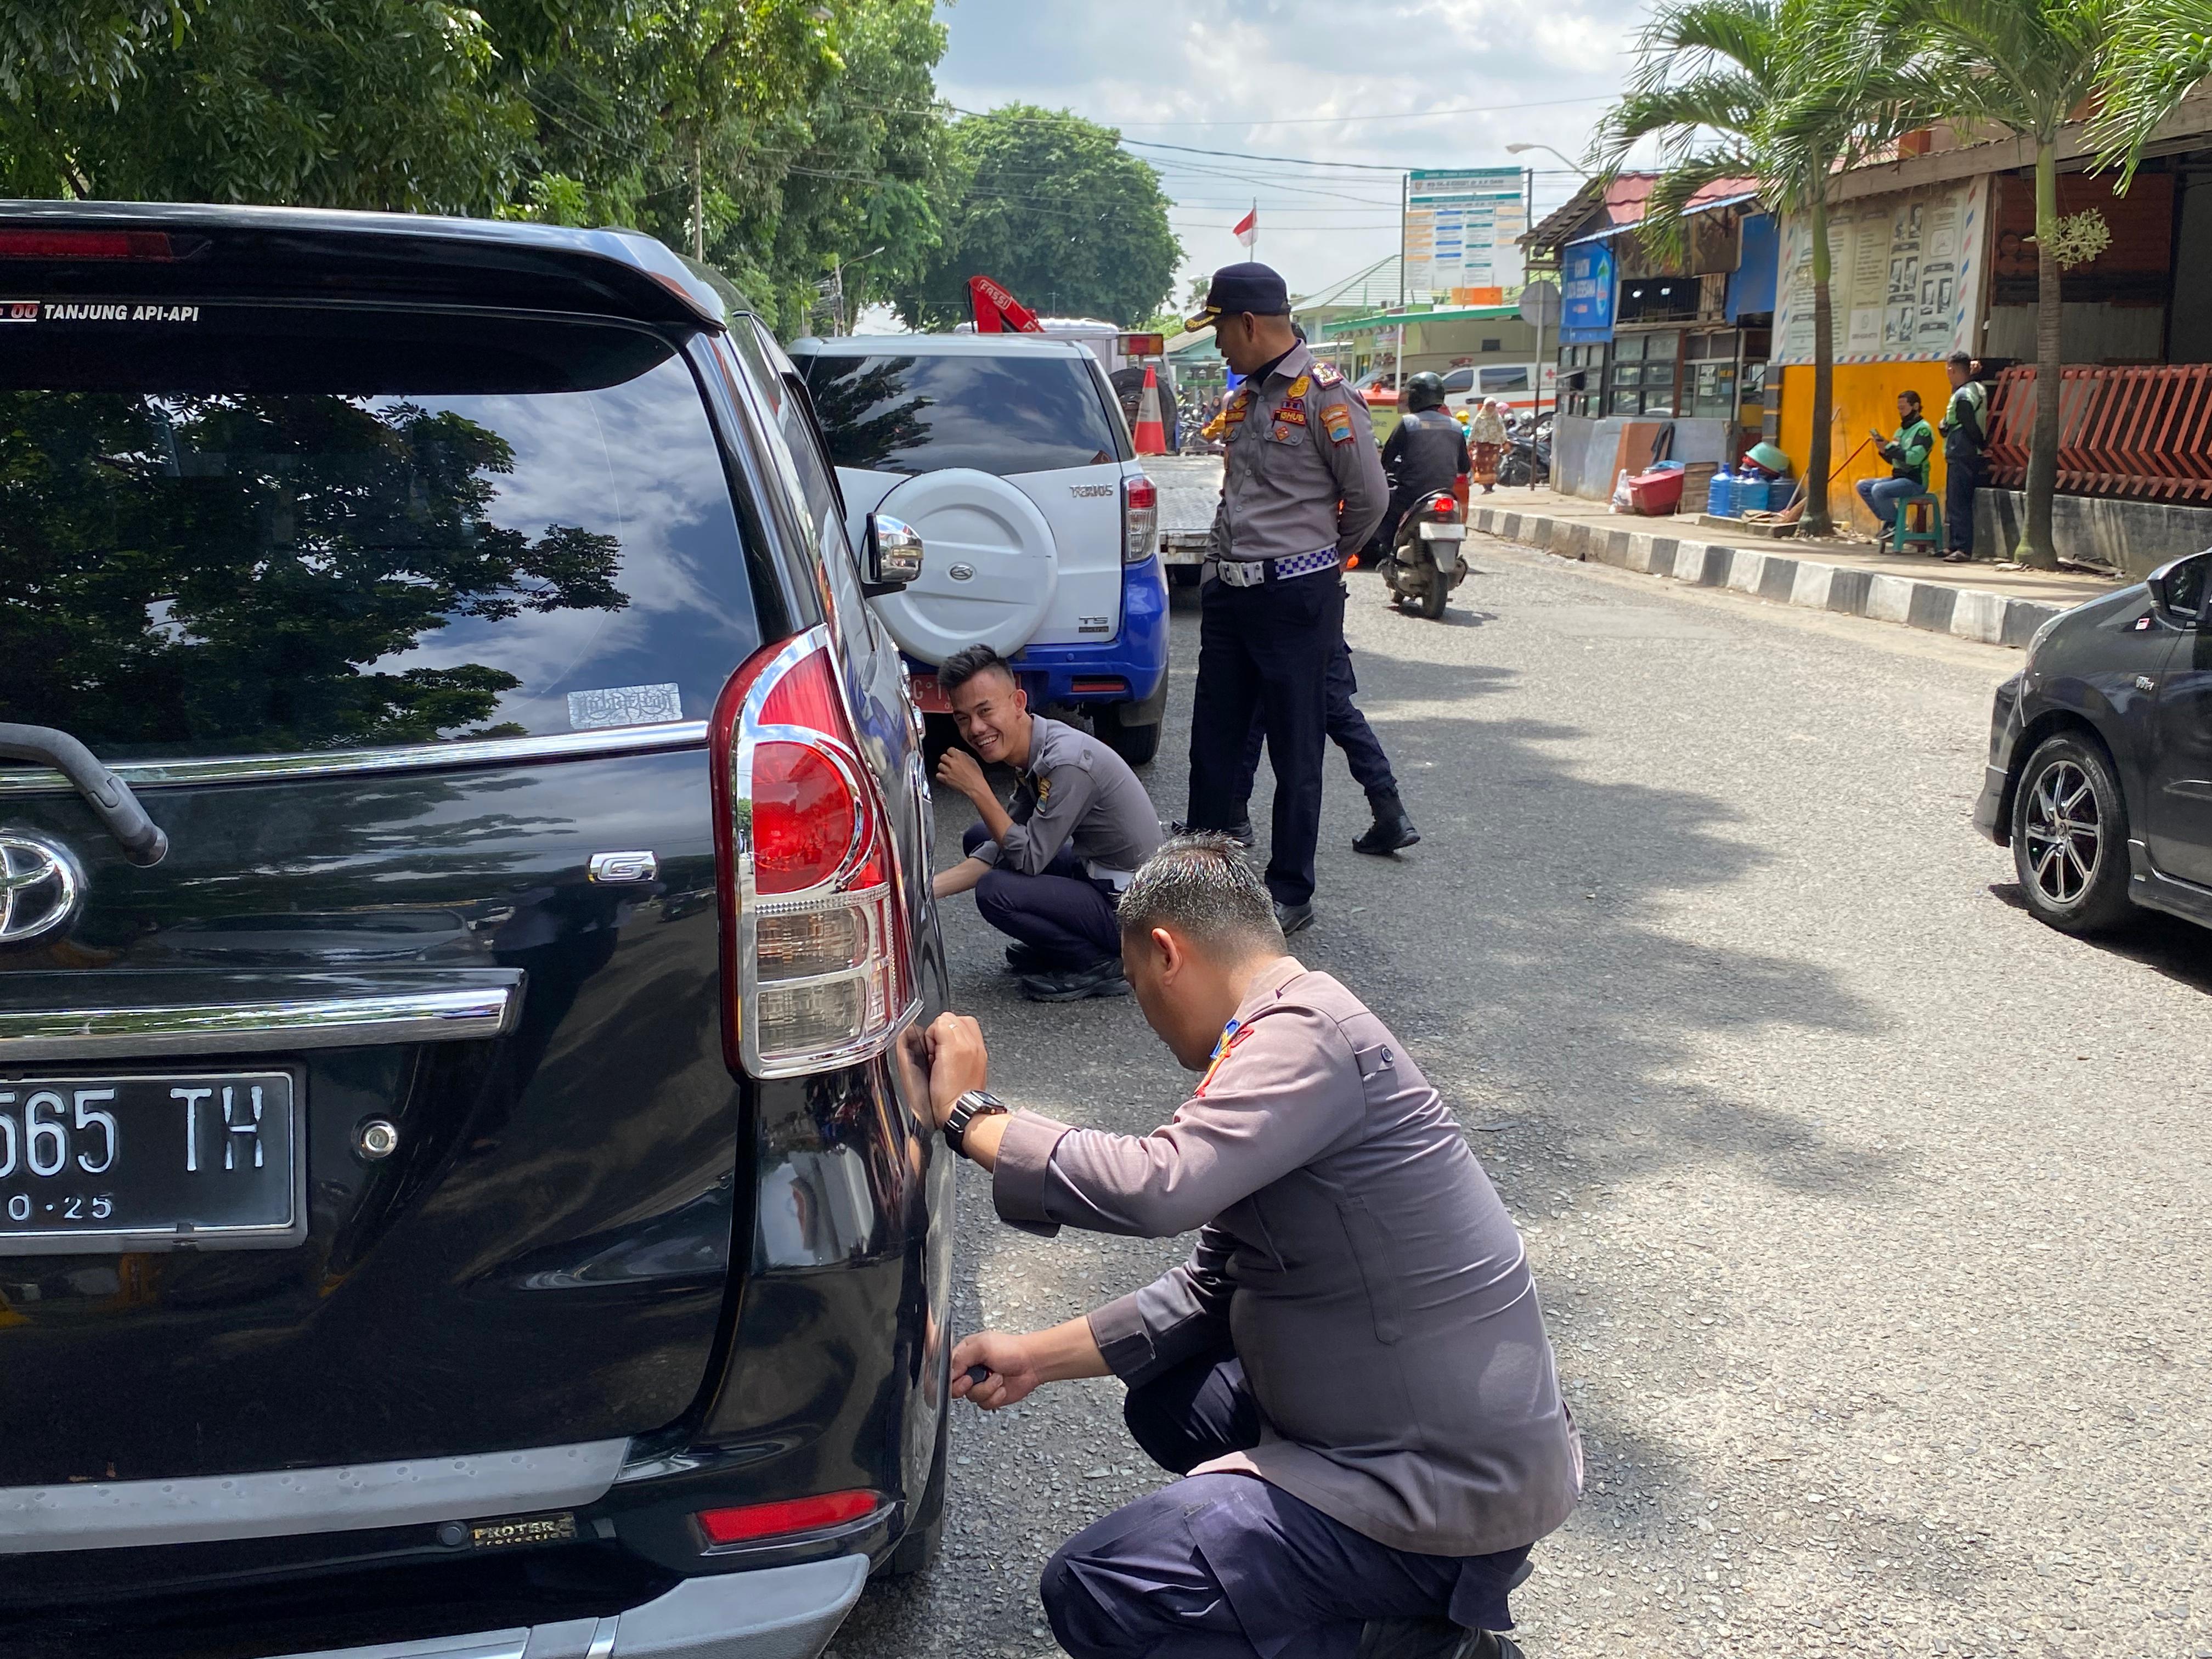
[921,837,1581,1659]
[1182,262,1389,936]
[1229,629,1420,856]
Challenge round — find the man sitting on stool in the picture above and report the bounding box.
[932,645,1164,1002]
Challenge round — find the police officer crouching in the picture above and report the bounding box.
[1181,262,1389,937]
[932,645,1164,1001]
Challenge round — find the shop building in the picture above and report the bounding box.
[1527,174,1775,499]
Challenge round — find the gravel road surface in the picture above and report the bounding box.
[833,540,2210,1659]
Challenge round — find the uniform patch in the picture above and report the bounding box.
[1322,404,1355,443]
[1314,363,1344,388]
[1224,389,1252,426]
[1269,422,1299,443]
[1275,405,1307,426]
[1286,374,1312,398]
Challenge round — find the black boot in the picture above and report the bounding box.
[1354,1622,1521,1659]
[1353,790,1420,855]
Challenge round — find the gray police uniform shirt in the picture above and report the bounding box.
[1208,342,1390,568]
[993,957,1584,1558]
[970,714,1163,883]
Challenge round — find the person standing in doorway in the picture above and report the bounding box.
[1180,262,1389,936]
[1938,352,1987,565]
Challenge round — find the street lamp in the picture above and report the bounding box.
[1505,142,1593,179]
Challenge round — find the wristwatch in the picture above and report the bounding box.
[943,1089,1008,1158]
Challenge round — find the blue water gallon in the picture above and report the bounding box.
[1732,475,1769,515]
[1706,468,1736,517]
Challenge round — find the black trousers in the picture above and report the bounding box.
[1234,628,1397,808]
[961,823,1121,966]
[1945,453,1984,555]
[1040,1350,1530,1659]
[1185,570,1343,906]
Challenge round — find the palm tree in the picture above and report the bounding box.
[2092,0,2212,171]
[1595,0,1923,540]
[1884,0,2132,569]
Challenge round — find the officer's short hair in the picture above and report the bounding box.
[1947,350,1974,371]
[939,645,1017,696]
[1117,836,1286,956]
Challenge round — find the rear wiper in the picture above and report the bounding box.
[0,723,170,866]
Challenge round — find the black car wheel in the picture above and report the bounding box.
[2011,733,2134,934]
[1094,703,1162,766]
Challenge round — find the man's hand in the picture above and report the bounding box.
[935,747,989,803]
[951,1316,1111,1410]
[950,1330,1044,1411]
[924,1012,989,1129]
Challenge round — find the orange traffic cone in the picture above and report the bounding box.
[1132,364,1167,455]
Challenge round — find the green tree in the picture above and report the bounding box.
[1,1,530,210]
[1596,0,1925,539]
[902,105,1181,329]
[1884,0,2131,568]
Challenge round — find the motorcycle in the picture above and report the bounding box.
[1498,415,1552,488]
[1380,486,1468,620]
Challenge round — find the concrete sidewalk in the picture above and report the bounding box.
[1466,488,2125,649]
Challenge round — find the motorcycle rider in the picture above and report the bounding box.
[1376,372,1470,550]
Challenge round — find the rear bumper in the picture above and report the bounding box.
[1007,556,1170,714]
[272,1556,866,1659]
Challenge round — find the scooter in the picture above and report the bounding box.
[1381,487,1468,620]
[1498,416,1551,488]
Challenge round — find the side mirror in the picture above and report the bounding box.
[862,514,923,596]
[2145,550,2209,628]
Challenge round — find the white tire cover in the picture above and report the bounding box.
[868,468,1059,664]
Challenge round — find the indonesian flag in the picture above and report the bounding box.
[1233,208,1257,247]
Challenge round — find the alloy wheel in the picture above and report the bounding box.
[2023,759,2102,907]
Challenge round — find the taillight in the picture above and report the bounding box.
[1429,493,1457,515]
[1123,473,1158,563]
[710,628,913,1077]
[696,1489,883,1549]
[0,230,176,260]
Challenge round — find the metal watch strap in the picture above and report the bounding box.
[944,1089,1007,1157]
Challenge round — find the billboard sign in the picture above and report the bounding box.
[1405,167,1527,302]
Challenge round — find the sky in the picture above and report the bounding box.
[932,0,1663,313]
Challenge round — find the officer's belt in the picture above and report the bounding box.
[1214,546,1340,588]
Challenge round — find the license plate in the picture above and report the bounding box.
[909,672,951,714]
[1418,522,1466,541]
[0,1071,304,1255]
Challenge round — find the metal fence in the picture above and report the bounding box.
[1985,364,2212,504]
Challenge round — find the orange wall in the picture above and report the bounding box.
[1776,363,1957,530]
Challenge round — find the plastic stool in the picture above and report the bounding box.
[1892,494,1943,550]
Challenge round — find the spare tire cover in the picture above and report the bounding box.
[870,467,1059,664]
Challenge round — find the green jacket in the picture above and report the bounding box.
[1886,417,1935,488]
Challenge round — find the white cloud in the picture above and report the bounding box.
[936,0,1656,302]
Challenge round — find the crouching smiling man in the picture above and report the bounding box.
[922,837,1582,1659]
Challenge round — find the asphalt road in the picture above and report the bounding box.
[832,541,2211,1659]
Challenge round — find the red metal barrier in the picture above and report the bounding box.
[1985,364,2212,504]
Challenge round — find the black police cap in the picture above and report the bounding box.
[1187,262,1290,330]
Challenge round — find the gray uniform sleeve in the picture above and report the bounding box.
[991,760,1097,875]
[1322,386,1390,555]
[1086,1226,1236,1385]
[990,1003,1367,1238]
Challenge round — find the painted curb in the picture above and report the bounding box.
[1468,505,2080,650]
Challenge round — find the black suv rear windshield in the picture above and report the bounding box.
[796,349,1127,476]
[0,305,757,760]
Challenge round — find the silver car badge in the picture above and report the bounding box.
[948,562,977,582]
[0,834,83,945]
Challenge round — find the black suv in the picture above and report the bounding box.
[0,202,951,1658]
[1976,549,2212,936]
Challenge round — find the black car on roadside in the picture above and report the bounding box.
[0,201,952,1658]
[1975,549,2212,935]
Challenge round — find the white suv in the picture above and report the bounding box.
[788,332,1170,764]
